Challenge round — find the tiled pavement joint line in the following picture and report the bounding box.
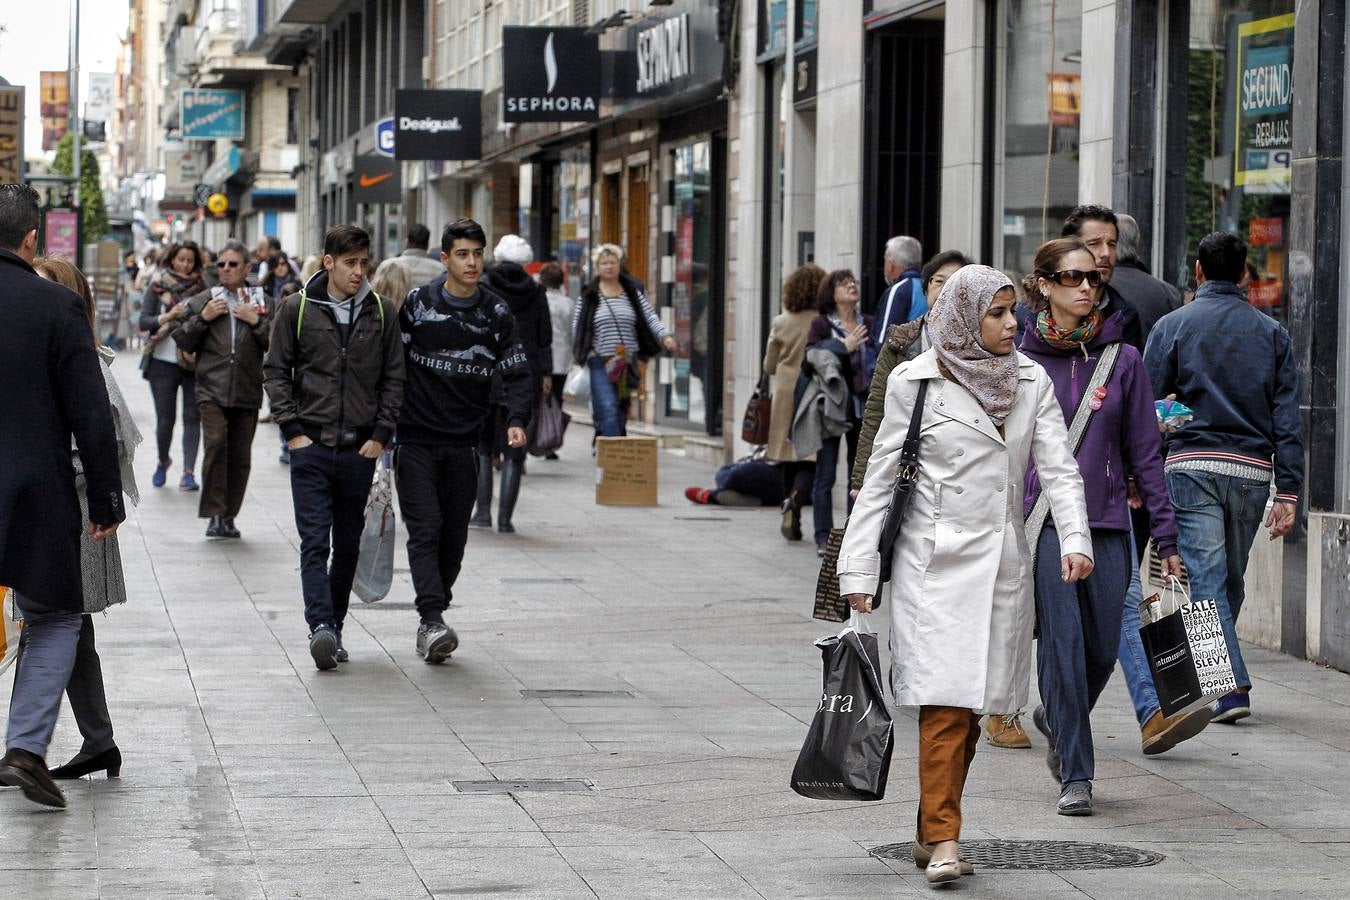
[228,555,436,899]
[510,793,602,899]
[670,641,815,728]
[693,832,771,900]
[126,514,271,900]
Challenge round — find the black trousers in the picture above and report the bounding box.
[290,443,377,632]
[198,402,258,518]
[395,443,478,620]
[145,358,200,469]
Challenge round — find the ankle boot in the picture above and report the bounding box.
[497,457,524,533]
[469,453,494,528]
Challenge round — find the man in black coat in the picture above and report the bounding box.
[0,183,124,808]
[1111,213,1183,345]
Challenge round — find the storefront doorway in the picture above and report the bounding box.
[861,12,945,310]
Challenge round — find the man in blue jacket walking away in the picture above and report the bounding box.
[1142,231,1302,724]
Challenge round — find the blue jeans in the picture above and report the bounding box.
[1035,528,1131,784]
[588,356,626,437]
[811,425,860,545]
[1167,470,1267,691]
[7,596,82,758]
[1118,533,1160,726]
[290,443,378,632]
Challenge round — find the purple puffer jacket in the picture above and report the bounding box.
[1020,312,1179,560]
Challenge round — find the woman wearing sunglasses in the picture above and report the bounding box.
[1018,238,1184,816]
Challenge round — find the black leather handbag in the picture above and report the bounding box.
[872,379,929,605]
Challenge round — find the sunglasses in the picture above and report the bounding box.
[1044,269,1102,288]
[216,260,242,269]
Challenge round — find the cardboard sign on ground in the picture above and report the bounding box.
[596,437,658,506]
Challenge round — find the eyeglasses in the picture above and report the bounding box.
[216,260,242,269]
[1044,269,1102,288]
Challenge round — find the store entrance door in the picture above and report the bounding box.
[861,15,945,311]
[626,160,650,284]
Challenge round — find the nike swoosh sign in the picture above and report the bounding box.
[359,172,394,187]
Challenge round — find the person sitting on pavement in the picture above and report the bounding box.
[1018,238,1185,817]
[1140,231,1302,725]
[840,265,1093,885]
[395,218,533,664]
[174,240,271,539]
[264,225,405,671]
[34,257,141,783]
[0,182,125,809]
[684,448,796,507]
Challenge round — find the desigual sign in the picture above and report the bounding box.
[394,90,482,161]
[502,27,601,122]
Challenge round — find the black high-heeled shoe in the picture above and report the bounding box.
[49,746,121,780]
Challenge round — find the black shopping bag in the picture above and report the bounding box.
[1140,596,1237,718]
[790,625,894,801]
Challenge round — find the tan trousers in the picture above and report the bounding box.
[916,706,982,843]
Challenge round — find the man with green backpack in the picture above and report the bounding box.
[264,225,405,671]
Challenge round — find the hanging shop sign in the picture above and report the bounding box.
[84,72,116,127]
[0,86,23,184]
[202,145,242,186]
[792,46,817,106]
[353,154,402,204]
[1048,73,1081,127]
[43,208,79,262]
[166,147,207,192]
[181,88,246,141]
[40,71,69,151]
[502,27,602,122]
[394,89,481,161]
[1234,13,1294,194]
[375,116,396,157]
[206,192,229,216]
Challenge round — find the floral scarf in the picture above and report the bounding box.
[153,267,205,307]
[1035,308,1102,353]
[926,265,1019,426]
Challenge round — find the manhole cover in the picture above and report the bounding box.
[673,515,731,521]
[869,841,1164,871]
[453,779,591,793]
[519,689,633,700]
[354,602,418,611]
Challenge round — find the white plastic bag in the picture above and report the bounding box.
[353,452,396,603]
[562,364,589,406]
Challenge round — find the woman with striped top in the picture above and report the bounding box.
[570,244,676,436]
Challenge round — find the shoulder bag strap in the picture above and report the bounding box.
[1025,342,1123,566]
[872,378,930,599]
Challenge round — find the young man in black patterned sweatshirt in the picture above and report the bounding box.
[396,217,532,662]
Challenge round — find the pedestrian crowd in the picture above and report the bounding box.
[796,206,1298,885]
[0,174,1306,894]
[0,177,678,807]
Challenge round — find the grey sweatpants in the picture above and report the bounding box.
[7,596,82,759]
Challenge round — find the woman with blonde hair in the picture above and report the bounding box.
[372,257,414,312]
[30,257,140,780]
[570,243,675,436]
[840,265,1093,884]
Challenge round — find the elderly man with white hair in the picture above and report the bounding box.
[875,234,925,336]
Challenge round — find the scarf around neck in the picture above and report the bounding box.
[1035,308,1102,353]
[155,267,205,304]
[926,265,1019,426]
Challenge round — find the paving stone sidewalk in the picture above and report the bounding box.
[2,351,1348,898]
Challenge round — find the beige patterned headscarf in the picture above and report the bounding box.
[926,265,1019,426]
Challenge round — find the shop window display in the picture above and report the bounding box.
[666,139,714,425]
[1000,0,1083,277]
[1183,1,1294,323]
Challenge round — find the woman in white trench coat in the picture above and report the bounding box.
[838,266,1094,886]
